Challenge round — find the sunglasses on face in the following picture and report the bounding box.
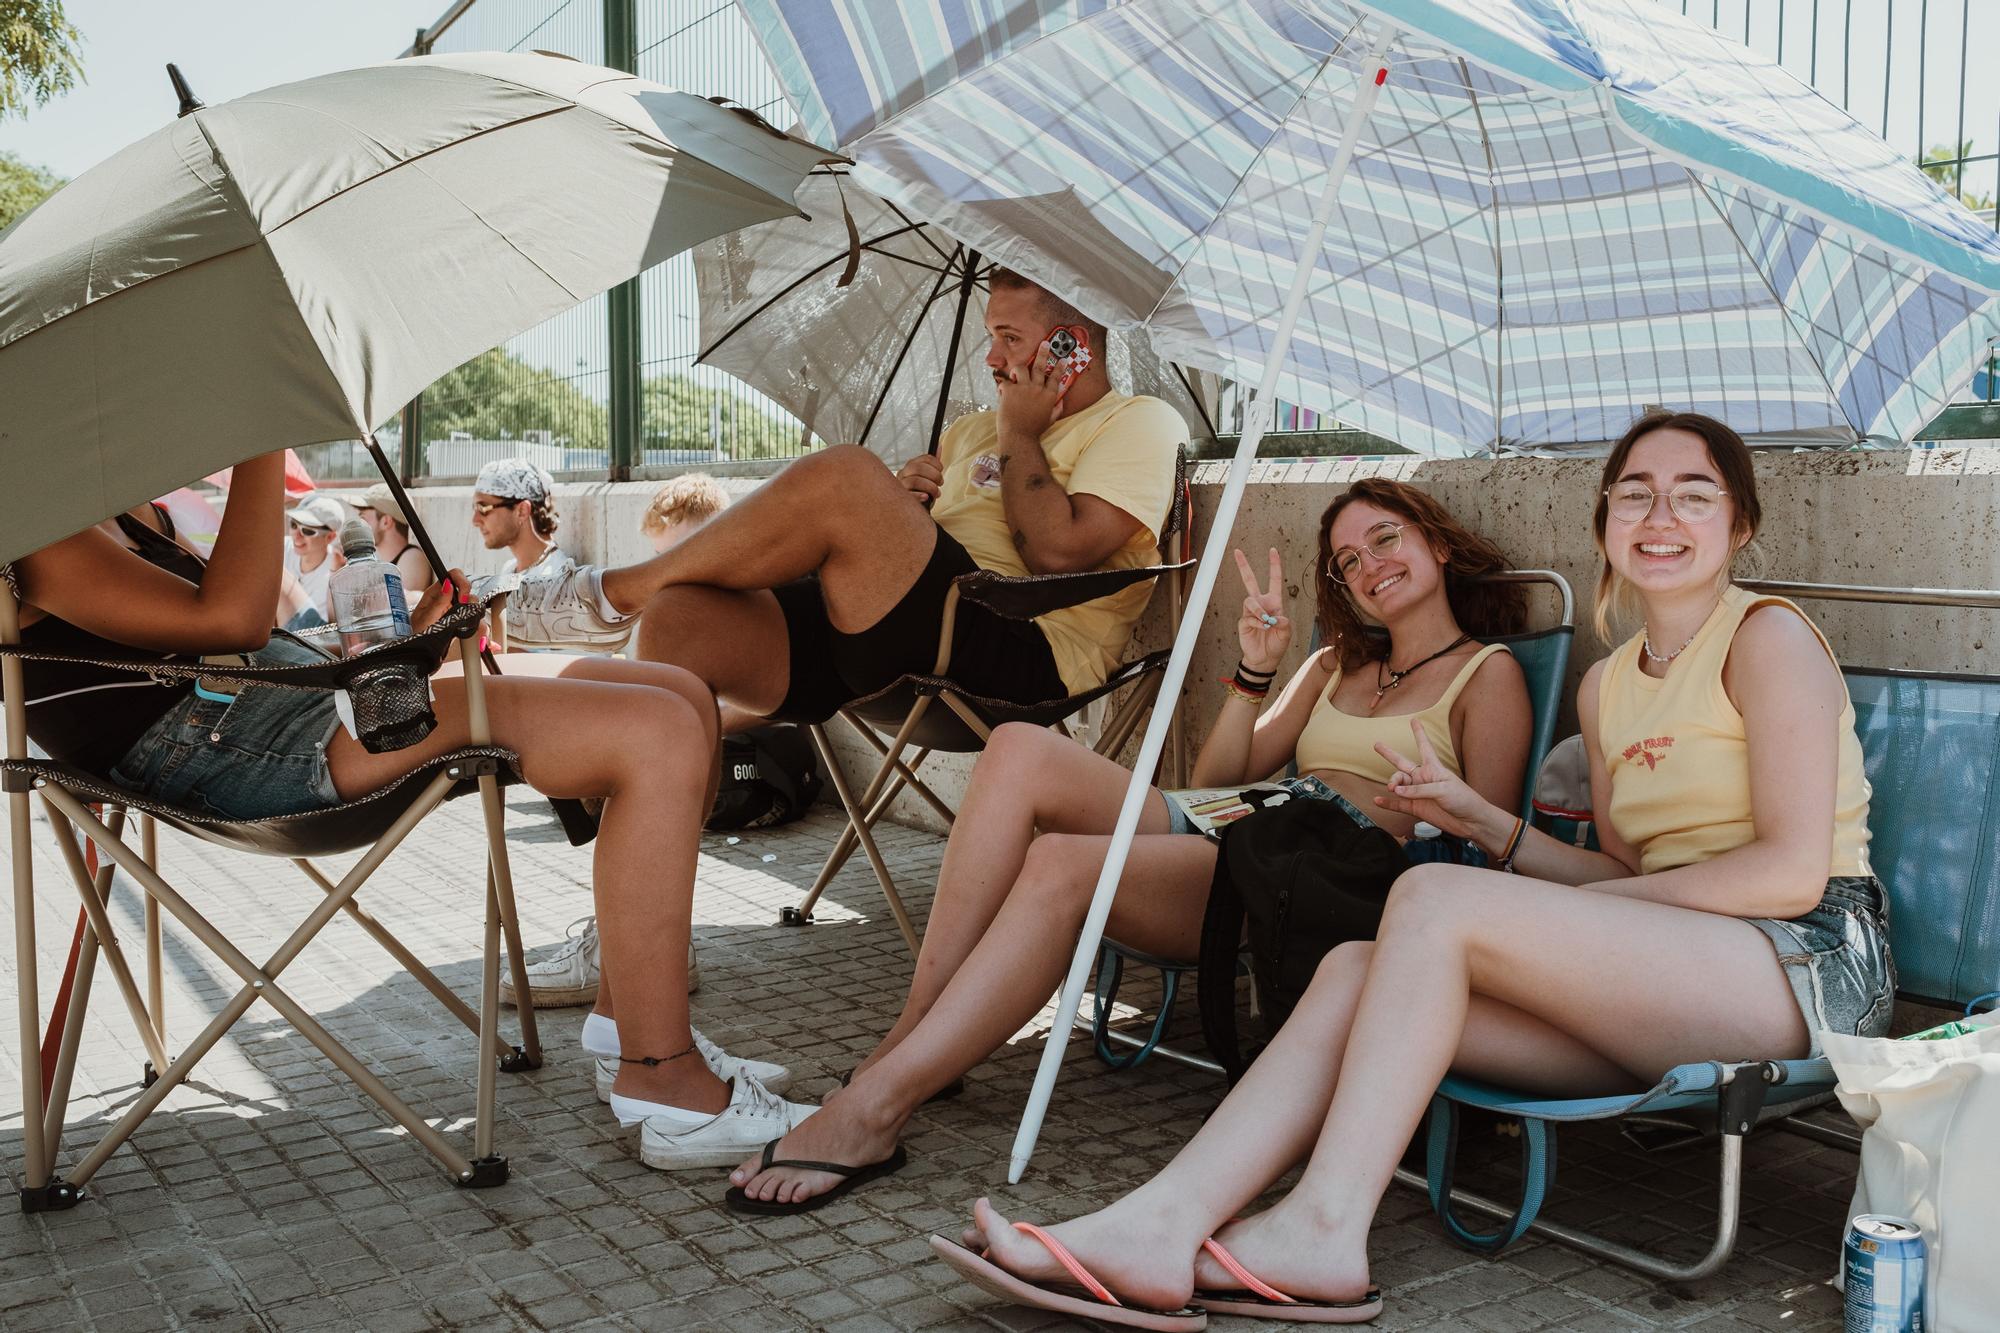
[472,500,518,518]
[289,521,329,537]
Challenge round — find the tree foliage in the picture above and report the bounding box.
[0,149,62,229]
[1919,140,1996,212]
[419,347,801,461]
[0,0,84,120]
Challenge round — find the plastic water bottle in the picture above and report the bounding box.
[329,518,411,654]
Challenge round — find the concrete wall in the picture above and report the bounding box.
[397,447,2000,834]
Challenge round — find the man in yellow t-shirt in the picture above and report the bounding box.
[509,270,1185,728]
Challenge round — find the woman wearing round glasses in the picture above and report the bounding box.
[939,411,1889,1325]
[726,477,1534,1214]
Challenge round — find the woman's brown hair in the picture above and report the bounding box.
[1591,411,1760,642]
[1314,478,1526,670]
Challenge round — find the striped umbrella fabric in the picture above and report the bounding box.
[735,0,2000,454]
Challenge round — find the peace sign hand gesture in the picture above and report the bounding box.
[1233,547,1291,672]
[1372,717,1494,842]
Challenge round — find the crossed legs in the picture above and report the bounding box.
[617,445,940,722]
[958,864,1809,1309]
[328,655,728,1113]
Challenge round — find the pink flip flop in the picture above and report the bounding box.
[929,1224,1207,1331]
[1193,1236,1383,1323]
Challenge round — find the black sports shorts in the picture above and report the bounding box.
[768,523,1069,724]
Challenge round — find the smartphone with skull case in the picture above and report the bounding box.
[1044,324,1092,396]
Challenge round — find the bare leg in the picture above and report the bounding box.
[731,830,1214,1205]
[633,585,791,724]
[856,724,1174,1077]
[327,665,728,1113]
[963,867,1808,1308]
[606,445,938,631]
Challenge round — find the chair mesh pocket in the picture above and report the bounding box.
[344,662,438,754]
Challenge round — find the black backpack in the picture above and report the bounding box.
[706,724,823,831]
[1196,795,1409,1082]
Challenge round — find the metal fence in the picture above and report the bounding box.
[358,0,2000,485]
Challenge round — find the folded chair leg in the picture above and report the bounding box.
[41,924,98,1177]
[291,859,499,1058]
[838,715,953,825]
[480,786,540,1073]
[798,760,911,919]
[465,773,524,1179]
[805,721,921,952]
[40,806,170,1076]
[44,781,485,1188]
[141,815,165,1060]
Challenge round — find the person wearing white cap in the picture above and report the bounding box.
[352,481,435,596]
[280,495,347,630]
[471,458,631,654]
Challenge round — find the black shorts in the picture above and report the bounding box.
[768,524,1069,724]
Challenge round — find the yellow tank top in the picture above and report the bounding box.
[1293,643,1510,786]
[1596,585,1871,876]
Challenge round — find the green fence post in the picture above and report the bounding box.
[605,0,641,481]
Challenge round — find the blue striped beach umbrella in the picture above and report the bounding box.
[730,0,2000,1175]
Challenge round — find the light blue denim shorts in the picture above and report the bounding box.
[109,635,343,821]
[1162,775,1487,867]
[1748,876,1896,1058]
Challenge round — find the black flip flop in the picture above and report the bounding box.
[838,1067,965,1104]
[724,1138,910,1215]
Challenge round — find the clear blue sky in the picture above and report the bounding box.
[1,0,445,178]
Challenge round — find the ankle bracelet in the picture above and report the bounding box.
[617,1042,697,1068]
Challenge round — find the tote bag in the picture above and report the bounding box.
[1824,1017,2000,1331]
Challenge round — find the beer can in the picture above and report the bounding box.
[1844,1215,1926,1333]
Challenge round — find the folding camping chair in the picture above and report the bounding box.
[4,586,546,1212]
[1087,569,1577,1073]
[1402,579,2000,1281]
[784,449,1195,953]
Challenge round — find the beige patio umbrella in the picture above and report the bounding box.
[0,51,842,565]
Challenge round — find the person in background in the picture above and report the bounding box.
[279,495,347,631]
[471,459,630,654]
[641,473,732,555]
[352,481,436,597]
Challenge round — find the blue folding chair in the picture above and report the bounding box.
[1088,570,1575,1072]
[1411,579,2000,1280]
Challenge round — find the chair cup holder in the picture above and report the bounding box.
[341,659,438,754]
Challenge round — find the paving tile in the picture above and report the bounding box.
[0,802,1849,1331]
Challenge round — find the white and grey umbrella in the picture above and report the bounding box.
[692,171,1218,466]
[0,52,841,565]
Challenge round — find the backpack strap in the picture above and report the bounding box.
[1197,826,1251,1083]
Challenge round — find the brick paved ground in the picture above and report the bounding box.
[1,793,1856,1331]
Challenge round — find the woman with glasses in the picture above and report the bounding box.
[935,412,1889,1328]
[726,478,1534,1216]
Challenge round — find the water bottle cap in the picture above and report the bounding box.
[339,517,377,560]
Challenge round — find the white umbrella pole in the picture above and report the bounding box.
[1007,23,1400,1184]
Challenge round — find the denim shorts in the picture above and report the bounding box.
[1162,775,1488,868]
[1747,875,1896,1058]
[109,635,343,821]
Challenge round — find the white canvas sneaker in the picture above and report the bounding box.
[594,1030,791,1100]
[501,560,635,652]
[635,1075,817,1170]
[502,919,700,1007]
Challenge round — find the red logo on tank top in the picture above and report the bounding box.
[1621,736,1675,770]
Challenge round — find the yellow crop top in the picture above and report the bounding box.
[1293,643,1510,786]
[1596,586,1872,876]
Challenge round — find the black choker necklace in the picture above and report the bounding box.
[1371,633,1473,710]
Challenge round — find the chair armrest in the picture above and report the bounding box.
[952,560,1194,622]
[0,593,505,692]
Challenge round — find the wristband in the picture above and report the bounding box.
[1219,677,1268,704]
[1493,815,1526,874]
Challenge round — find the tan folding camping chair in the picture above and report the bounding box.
[4,585,547,1212]
[784,448,1195,953]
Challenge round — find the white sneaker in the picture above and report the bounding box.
[502,919,700,1007]
[502,916,599,1008]
[636,1075,817,1170]
[594,1030,791,1100]
[501,560,634,652]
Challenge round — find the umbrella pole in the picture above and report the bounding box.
[1008,23,1401,1184]
[925,249,982,457]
